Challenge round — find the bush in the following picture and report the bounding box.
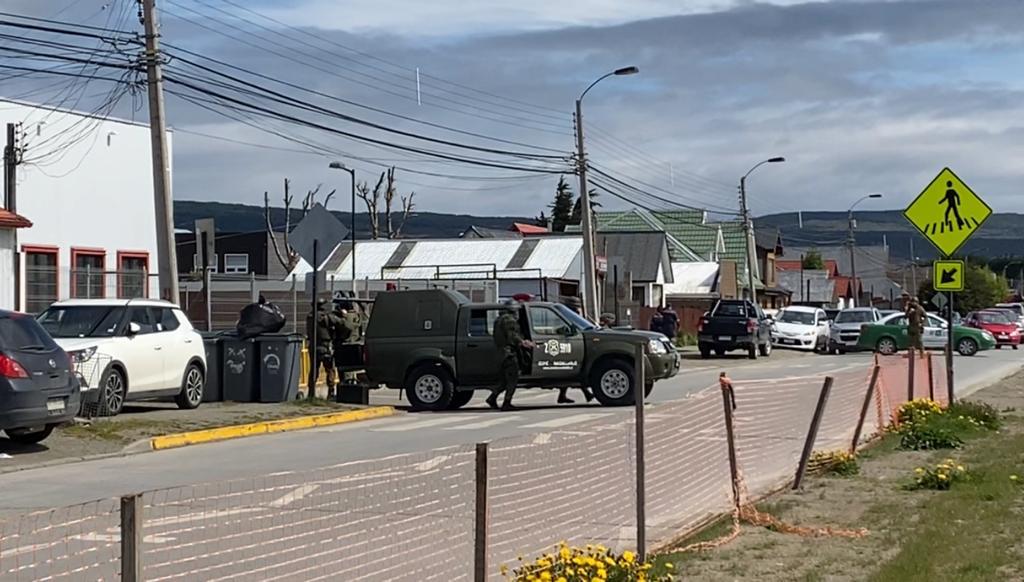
[907,459,970,491]
[898,413,969,450]
[502,543,675,582]
[897,398,943,426]
[947,400,1002,430]
[810,450,860,477]
[675,332,697,347]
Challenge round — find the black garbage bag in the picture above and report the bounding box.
[236,300,286,339]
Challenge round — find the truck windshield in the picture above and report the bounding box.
[553,304,596,331]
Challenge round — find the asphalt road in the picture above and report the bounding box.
[0,348,1020,513]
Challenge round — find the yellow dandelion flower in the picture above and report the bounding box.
[622,550,636,564]
[1011,475,1019,481]
[915,468,924,474]
[540,572,552,581]
[557,578,567,582]
[956,465,965,472]
[598,568,607,578]
[666,563,675,569]
[938,474,947,480]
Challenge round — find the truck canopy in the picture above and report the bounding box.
[365,289,467,338]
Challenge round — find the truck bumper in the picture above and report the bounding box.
[648,352,680,380]
[698,334,756,350]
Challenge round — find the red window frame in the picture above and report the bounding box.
[21,244,59,312]
[117,250,150,298]
[70,247,107,298]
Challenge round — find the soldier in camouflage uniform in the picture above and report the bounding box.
[333,300,363,383]
[306,298,339,395]
[906,296,926,352]
[487,307,532,411]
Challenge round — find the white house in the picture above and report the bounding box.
[1,99,166,312]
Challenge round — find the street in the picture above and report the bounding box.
[0,348,1020,514]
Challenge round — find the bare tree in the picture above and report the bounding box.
[394,191,415,238]
[265,178,337,271]
[356,172,384,239]
[354,167,416,239]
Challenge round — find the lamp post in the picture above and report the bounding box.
[576,66,638,320]
[328,161,357,296]
[847,193,883,306]
[739,157,785,306]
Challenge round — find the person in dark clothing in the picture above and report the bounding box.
[659,306,679,341]
[557,297,594,404]
[649,312,665,335]
[487,307,532,411]
[306,298,339,396]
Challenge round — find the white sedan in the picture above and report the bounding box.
[771,306,830,352]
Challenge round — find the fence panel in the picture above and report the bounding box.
[814,365,876,452]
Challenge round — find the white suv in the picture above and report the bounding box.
[37,299,206,416]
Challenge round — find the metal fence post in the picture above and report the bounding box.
[927,351,935,401]
[634,342,646,561]
[719,373,740,510]
[120,494,142,582]
[291,274,298,333]
[907,348,916,402]
[474,442,489,582]
[851,366,881,454]
[793,376,833,490]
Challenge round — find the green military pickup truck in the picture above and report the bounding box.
[363,290,680,411]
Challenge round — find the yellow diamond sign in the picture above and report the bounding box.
[904,168,992,257]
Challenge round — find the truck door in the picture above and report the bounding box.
[456,308,505,386]
[526,305,584,379]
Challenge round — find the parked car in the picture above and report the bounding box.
[964,310,1021,350]
[0,310,80,444]
[857,312,995,356]
[770,306,829,352]
[990,307,1024,335]
[37,299,206,416]
[828,307,882,354]
[697,299,773,359]
[823,308,840,322]
[995,302,1024,328]
[362,290,679,410]
[877,309,900,318]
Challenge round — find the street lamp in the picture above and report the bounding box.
[328,161,357,295]
[847,193,883,306]
[576,65,639,320]
[739,157,785,306]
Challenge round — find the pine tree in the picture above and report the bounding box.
[569,188,601,226]
[548,176,574,232]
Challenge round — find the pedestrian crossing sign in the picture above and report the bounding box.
[904,168,991,257]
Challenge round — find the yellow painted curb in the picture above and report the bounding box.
[150,406,397,451]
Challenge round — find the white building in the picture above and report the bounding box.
[0,99,167,312]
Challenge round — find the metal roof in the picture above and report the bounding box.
[597,232,673,283]
[664,262,719,296]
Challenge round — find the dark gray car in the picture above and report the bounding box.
[0,310,80,444]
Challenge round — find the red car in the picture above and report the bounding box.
[965,310,1021,349]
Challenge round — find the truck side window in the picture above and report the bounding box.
[468,309,499,337]
[530,306,570,336]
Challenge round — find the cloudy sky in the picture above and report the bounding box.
[5,0,1024,218]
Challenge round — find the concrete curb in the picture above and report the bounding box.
[147,406,398,451]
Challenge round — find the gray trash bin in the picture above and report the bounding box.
[256,334,302,403]
[199,332,224,403]
[222,335,259,402]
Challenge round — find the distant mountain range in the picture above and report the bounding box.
[174,201,1024,260]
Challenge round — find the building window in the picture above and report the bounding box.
[71,248,106,299]
[631,285,646,303]
[193,253,218,273]
[24,246,58,314]
[118,251,149,298]
[652,284,664,308]
[224,253,249,274]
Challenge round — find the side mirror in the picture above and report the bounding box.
[127,322,141,336]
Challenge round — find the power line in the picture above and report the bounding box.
[588,164,740,215]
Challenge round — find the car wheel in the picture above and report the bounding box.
[698,344,711,359]
[406,364,454,411]
[590,359,636,407]
[876,337,898,356]
[447,390,475,410]
[1014,345,1019,351]
[714,347,726,357]
[747,344,758,360]
[175,364,205,410]
[97,367,126,417]
[759,340,772,357]
[644,382,654,399]
[995,345,1003,350]
[957,337,979,357]
[5,425,55,445]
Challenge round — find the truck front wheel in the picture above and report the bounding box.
[590,359,636,407]
[406,364,455,411]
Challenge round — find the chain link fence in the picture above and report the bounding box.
[0,354,945,581]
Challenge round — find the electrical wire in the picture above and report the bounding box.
[589,164,741,215]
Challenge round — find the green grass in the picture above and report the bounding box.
[61,419,174,442]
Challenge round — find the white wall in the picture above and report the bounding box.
[1,100,167,308]
[0,229,14,310]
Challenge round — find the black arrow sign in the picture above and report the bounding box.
[940,267,959,284]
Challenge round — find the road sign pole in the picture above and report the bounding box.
[947,291,955,403]
[310,240,319,399]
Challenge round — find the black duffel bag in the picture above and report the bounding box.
[236,297,286,339]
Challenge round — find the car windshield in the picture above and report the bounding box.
[996,304,1024,316]
[777,310,815,325]
[978,311,1012,324]
[0,314,60,351]
[37,306,126,338]
[553,304,596,331]
[835,310,875,324]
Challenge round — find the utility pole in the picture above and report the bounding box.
[4,123,21,310]
[739,176,758,306]
[847,210,857,307]
[575,105,599,320]
[909,238,917,294]
[140,0,179,302]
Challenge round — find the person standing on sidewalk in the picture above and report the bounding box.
[557,296,594,405]
[306,298,338,396]
[487,307,533,411]
[906,296,926,352]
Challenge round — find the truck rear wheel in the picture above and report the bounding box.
[406,364,454,411]
[447,390,475,410]
[590,359,636,407]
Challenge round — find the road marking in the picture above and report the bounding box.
[72,532,175,544]
[1,542,53,559]
[269,485,319,508]
[446,415,522,430]
[532,433,552,445]
[413,455,451,471]
[371,415,482,432]
[522,413,613,428]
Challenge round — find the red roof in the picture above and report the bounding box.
[0,209,31,229]
[510,222,548,234]
[833,275,859,298]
